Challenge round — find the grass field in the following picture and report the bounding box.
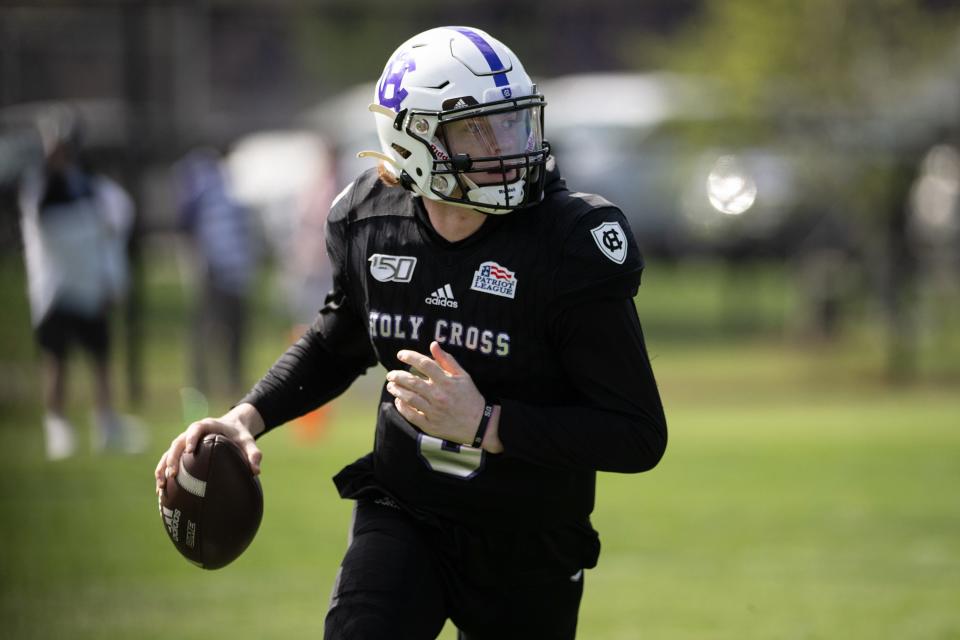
[1,247,958,639]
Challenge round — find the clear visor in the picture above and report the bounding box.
[437,105,542,168]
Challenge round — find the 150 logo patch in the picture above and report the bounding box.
[369,254,417,283]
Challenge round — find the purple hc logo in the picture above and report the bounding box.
[378,53,417,112]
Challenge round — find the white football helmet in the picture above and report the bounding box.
[359,26,549,214]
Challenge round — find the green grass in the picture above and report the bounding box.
[1,247,958,639]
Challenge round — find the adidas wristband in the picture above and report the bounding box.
[471,402,495,449]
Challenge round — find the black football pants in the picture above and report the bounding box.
[323,500,585,640]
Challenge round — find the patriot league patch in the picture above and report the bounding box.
[470,261,517,299]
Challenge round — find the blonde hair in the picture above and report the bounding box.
[378,163,400,187]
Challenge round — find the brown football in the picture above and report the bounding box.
[158,434,263,569]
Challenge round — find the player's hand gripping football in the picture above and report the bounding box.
[155,403,265,497]
[387,341,503,452]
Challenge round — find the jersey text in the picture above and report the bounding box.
[369,311,510,357]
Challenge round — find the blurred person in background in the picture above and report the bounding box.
[158,27,667,639]
[223,132,338,441]
[287,151,337,328]
[173,148,256,398]
[19,104,144,460]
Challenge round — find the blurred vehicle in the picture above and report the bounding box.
[540,72,830,262]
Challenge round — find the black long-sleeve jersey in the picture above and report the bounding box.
[242,163,667,536]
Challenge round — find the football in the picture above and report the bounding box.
[159,434,263,569]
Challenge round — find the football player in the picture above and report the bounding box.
[156,26,667,640]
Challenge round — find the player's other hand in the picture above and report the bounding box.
[387,341,488,446]
[154,403,264,497]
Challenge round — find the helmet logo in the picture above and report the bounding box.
[501,87,512,99]
[378,52,417,112]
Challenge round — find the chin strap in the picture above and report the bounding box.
[465,177,527,215]
[356,149,400,168]
[368,103,398,119]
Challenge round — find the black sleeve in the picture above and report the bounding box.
[239,180,377,434]
[550,206,644,311]
[496,297,667,472]
[239,291,377,435]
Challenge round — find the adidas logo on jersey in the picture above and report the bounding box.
[425,284,459,308]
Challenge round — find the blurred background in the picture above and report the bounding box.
[1,1,958,639]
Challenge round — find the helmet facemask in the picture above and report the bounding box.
[420,97,548,213]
